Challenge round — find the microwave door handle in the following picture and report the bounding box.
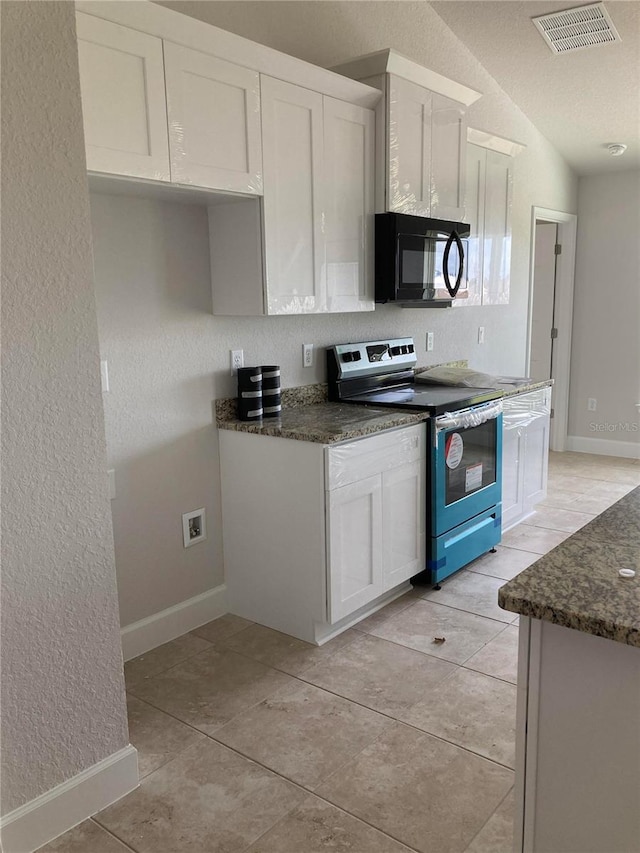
[442,230,465,298]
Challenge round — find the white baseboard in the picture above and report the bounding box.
[121,583,228,661]
[566,435,640,460]
[0,745,138,853]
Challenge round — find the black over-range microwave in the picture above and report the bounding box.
[375,212,471,307]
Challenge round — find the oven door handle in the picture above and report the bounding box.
[434,400,503,447]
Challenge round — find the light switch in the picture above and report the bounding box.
[100,360,109,393]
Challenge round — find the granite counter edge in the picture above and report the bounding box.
[498,588,640,648]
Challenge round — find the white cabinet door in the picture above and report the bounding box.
[523,411,551,507]
[327,475,384,623]
[462,144,514,307]
[323,98,375,313]
[482,150,513,305]
[76,13,170,181]
[387,75,432,216]
[164,43,262,194]
[502,424,525,530]
[430,93,467,222]
[261,76,325,314]
[382,461,425,591]
[463,143,485,307]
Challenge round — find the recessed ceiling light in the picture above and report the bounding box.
[532,2,622,54]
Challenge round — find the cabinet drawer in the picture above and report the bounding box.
[326,424,425,490]
[504,387,551,424]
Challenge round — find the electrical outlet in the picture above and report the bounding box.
[182,508,206,548]
[478,326,485,345]
[230,349,244,375]
[426,332,434,352]
[303,343,314,368]
[588,398,597,411]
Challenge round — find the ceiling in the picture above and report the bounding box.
[430,1,640,175]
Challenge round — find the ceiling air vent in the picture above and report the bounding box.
[532,2,622,54]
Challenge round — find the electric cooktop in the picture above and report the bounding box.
[327,337,503,416]
[346,385,503,415]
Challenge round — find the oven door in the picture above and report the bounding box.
[430,405,503,536]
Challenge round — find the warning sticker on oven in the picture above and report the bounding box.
[465,463,483,492]
[445,433,464,469]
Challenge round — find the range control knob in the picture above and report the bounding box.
[352,351,362,361]
[407,344,415,353]
[401,345,409,354]
[342,351,353,362]
[390,346,402,356]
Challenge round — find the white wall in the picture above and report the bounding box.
[91,0,577,627]
[568,170,640,453]
[0,1,128,816]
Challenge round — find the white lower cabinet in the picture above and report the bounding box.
[327,475,384,623]
[220,423,425,643]
[382,462,426,591]
[502,388,551,531]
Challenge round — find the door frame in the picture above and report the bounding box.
[526,207,577,452]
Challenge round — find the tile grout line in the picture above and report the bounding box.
[124,636,217,691]
[460,783,515,853]
[88,817,140,853]
[126,654,517,792]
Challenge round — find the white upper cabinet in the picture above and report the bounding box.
[430,93,467,222]
[482,149,513,305]
[332,50,481,222]
[163,43,262,193]
[261,77,375,315]
[323,98,375,313]
[76,13,170,181]
[464,143,486,306]
[387,76,468,220]
[464,135,520,306]
[387,76,432,217]
[75,2,380,315]
[261,76,325,314]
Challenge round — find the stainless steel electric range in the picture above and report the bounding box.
[327,337,504,585]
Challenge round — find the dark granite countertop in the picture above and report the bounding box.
[215,370,551,445]
[216,384,428,444]
[494,378,553,398]
[414,373,552,398]
[499,486,640,646]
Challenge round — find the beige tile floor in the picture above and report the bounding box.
[40,451,640,853]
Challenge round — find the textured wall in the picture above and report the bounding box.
[0,1,129,814]
[569,170,640,444]
[89,1,577,627]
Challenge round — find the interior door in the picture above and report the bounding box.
[529,222,558,381]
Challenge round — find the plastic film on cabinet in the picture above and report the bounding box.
[325,425,426,491]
